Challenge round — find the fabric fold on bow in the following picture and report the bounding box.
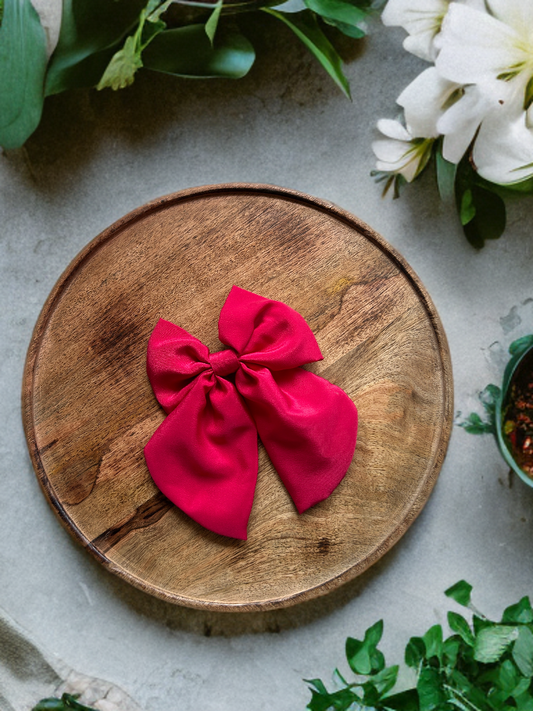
[144,286,358,540]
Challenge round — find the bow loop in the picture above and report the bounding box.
[144,287,358,540]
[219,285,323,370]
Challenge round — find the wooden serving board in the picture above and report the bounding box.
[23,184,453,611]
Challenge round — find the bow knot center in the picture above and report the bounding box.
[209,348,240,377]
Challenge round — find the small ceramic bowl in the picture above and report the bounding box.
[496,337,533,486]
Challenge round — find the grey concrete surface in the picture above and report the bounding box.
[2,20,533,711]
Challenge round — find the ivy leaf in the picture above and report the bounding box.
[304,0,369,38]
[143,25,255,78]
[0,0,48,149]
[509,335,533,360]
[382,689,419,711]
[457,412,494,435]
[445,580,473,608]
[205,0,223,45]
[362,665,399,704]
[474,625,519,663]
[33,694,98,711]
[423,625,443,663]
[442,636,461,669]
[346,620,384,675]
[503,597,533,625]
[448,612,475,647]
[45,0,147,95]
[417,667,446,711]
[513,627,533,677]
[96,35,143,90]
[263,8,351,98]
[405,636,425,668]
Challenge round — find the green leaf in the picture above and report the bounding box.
[525,75,533,110]
[0,0,48,149]
[363,665,399,701]
[307,687,359,711]
[96,35,143,90]
[509,336,533,360]
[405,636,425,668]
[460,188,476,225]
[516,691,533,711]
[45,0,147,95]
[33,700,66,710]
[143,24,255,78]
[445,581,473,608]
[436,147,457,203]
[417,667,446,711]
[305,678,329,695]
[346,620,384,675]
[423,625,443,662]
[462,186,507,248]
[448,612,475,647]
[32,695,98,711]
[382,689,419,711]
[513,627,533,677]
[443,635,461,669]
[503,597,533,625]
[205,0,223,44]
[457,412,494,435]
[474,625,519,663]
[304,0,368,37]
[263,8,350,98]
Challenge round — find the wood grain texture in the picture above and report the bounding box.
[22,184,453,611]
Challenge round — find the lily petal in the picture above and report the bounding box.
[382,0,448,61]
[398,67,459,138]
[474,106,533,184]
[436,4,520,85]
[486,0,533,30]
[377,118,411,141]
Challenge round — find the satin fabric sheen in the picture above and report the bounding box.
[144,286,358,540]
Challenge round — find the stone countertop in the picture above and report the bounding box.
[1,21,533,711]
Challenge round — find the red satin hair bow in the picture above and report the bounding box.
[144,286,358,540]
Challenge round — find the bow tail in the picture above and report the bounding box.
[237,366,358,513]
[144,374,258,539]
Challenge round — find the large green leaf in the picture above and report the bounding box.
[304,0,368,37]
[142,25,255,78]
[474,625,519,663]
[0,0,48,149]
[45,0,147,95]
[263,8,350,98]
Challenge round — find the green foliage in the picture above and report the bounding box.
[45,0,148,95]
[1,0,378,149]
[306,584,533,711]
[33,693,98,710]
[457,336,533,486]
[262,8,351,98]
[457,384,501,435]
[454,157,507,248]
[0,0,48,149]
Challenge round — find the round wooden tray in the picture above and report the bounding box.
[23,184,453,611]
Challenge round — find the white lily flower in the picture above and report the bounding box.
[436,2,533,113]
[473,104,533,184]
[382,0,487,62]
[372,119,434,185]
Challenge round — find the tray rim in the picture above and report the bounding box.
[22,182,454,611]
